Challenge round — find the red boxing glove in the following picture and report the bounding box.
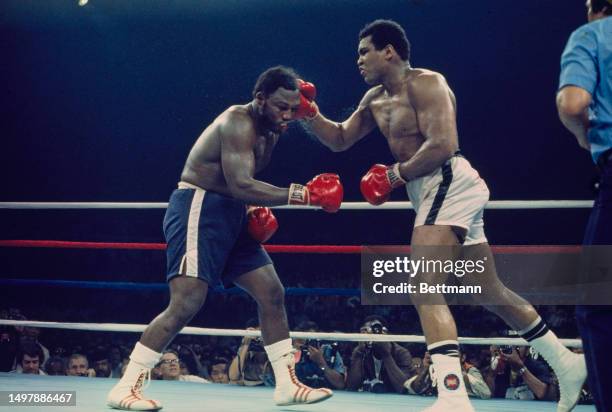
[288,173,343,213]
[247,207,278,243]
[360,163,407,206]
[294,79,318,120]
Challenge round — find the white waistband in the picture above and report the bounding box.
[177,181,205,191]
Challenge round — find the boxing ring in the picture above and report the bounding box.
[0,372,596,412]
[0,200,596,412]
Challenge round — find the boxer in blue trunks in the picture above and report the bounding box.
[107,66,341,410]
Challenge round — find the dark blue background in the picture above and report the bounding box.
[0,1,597,326]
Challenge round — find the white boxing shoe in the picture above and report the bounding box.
[107,368,162,411]
[556,353,587,412]
[272,353,333,406]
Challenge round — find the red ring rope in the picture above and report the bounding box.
[0,240,581,254]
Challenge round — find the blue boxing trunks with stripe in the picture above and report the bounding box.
[163,181,272,287]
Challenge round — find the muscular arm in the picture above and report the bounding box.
[556,86,591,150]
[220,116,290,205]
[397,73,458,180]
[306,90,378,152]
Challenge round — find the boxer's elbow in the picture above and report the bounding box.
[428,139,456,160]
[328,124,353,152]
[556,88,590,117]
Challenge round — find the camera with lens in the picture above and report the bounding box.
[363,378,386,393]
[365,321,387,349]
[501,345,515,355]
[300,339,321,358]
[248,337,265,353]
[370,321,385,334]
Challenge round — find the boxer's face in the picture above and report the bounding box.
[357,36,387,85]
[257,87,301,133]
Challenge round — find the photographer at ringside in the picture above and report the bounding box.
[483,344,558,401]
[290,321,346,390]
[228,319,268,386]
[347,316,416,394]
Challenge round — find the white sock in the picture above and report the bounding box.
[428,340,467,398]
[264,338,292,362]
[120,342,162,384]
[264,338,293,388]
[431,354,468,397]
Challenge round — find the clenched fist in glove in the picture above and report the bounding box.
[288,173,343,213]
[247,206,278,243]
[294,79,318,120]
[360,163,406,206]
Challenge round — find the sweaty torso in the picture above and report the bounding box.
[367,68,456,162]
[180,104,278,195]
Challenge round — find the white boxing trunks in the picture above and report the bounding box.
[406,153,490,245]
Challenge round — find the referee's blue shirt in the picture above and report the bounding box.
[559,16,612,164]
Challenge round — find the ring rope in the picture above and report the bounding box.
[0,278,359,296]
[0,279,577,301]
[0,319,582,348]
[0,240,582,254]
[0,200,594,210]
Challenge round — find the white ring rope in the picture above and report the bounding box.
[0,200,594,210]
[0,320,582,348]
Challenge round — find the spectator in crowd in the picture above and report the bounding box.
[484,345,558,401]
[66,353,95,377]
[44,356,66,376]
[90,348,116,378]
[17,326,50,368]
[11,342,46,375]
[290,321,346,390]
[461,347,492,399]
[209,357,230,384]
[347,316,415,393]
[228,320,269,386]
[158,350,209,383]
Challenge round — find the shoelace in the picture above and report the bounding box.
[132,369,152,398]
[284,350,311,390]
